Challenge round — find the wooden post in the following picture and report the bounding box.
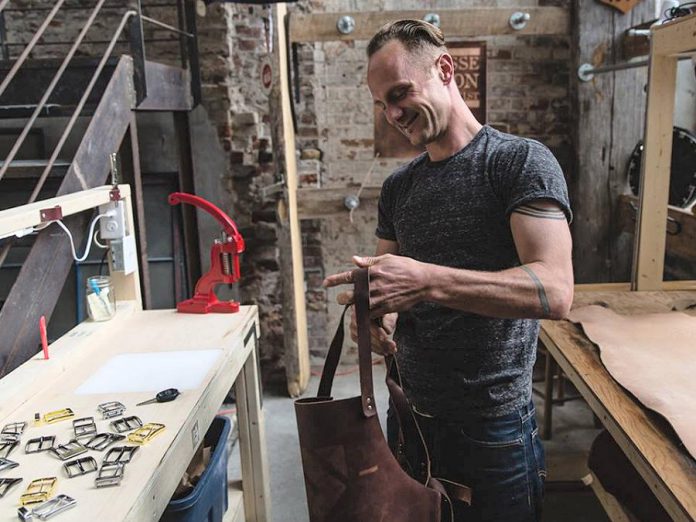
[275,3,310,397]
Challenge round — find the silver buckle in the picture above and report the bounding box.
[111,416,142,434]
[84,433,125,451]
[25,436,55,454]
[97,401,126,419]
[1,421,26,442]
[32,494,77,519]
[72,417,97,439]
[95,463,125,488]
[0,457,18,472]
[0,477,22,498]
[17,506,32,521]
[0,440,18,458]
[50,440,87,461]
[64,456,98,478]
[103,445,139,465]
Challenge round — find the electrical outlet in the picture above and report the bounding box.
[99,201,126,240]
[111,234,137,275]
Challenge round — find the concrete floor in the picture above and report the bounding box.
[229,361,610,522]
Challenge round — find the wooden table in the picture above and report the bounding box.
[540,284,696,522]
[0,302,269,521]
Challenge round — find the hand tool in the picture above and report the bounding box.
[136,388,180,406]
[168,192,245,313]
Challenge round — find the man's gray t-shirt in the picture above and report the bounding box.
[376,125,572,418]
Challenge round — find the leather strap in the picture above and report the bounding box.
[317,268,375,418]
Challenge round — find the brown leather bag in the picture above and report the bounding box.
[295,268,470,522]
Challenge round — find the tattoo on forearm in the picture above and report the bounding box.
[520,265,551,316]
[513,204,566,220]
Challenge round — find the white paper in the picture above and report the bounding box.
[74,349,223,395]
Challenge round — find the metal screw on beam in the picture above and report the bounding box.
[577,63,595,82]
[336,15,355,35]
[423,13,441,28]
[344,195,360,210]
[509,11,530,31]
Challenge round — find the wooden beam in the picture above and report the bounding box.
[289,7,569,43]
[0,56,136,377]
[618,195,696,261]
[651,12,696,57]
[297,186,381,219]
[631,45,678,290]
[276,3,310,398]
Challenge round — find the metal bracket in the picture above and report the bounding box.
[103,445,139,465]
[73,417,97,439]
[509,11,530,31]
[336,15,355,35]
[64,456,98,478]
[39,206,63,223]
[111,416,143,434]
[84,433,125,451]
[50,440,87,461]
[32,494,77,519]
[95,463,125,488]
[25,436,55,454]
[98,401,126,419]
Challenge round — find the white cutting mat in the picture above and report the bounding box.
[74,349,223,395]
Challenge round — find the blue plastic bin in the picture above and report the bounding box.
[161,415,231,522]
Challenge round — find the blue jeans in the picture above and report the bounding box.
[387,401,545,522]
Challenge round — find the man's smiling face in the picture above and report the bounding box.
[367,40,451,148]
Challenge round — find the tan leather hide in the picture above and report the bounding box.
[567,305,696,460]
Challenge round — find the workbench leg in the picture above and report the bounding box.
[235,343,271,522]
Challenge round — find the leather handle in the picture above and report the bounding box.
[317,268,376,418]
[354,267,376,417]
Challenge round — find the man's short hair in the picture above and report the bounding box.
[367,19,446,59]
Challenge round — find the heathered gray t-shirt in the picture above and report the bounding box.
[376,125,572,418]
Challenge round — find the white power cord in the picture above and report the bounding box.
[54,212,112,262]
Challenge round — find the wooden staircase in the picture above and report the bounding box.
[0,1,200,376]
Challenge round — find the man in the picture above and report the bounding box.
[323,20,573,522]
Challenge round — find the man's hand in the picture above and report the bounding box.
[323,254,430,318]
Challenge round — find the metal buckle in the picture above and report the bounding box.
[43,409,75,424]
[50,440,87,461]
[25,436,56,454]
[84,433,125,451]
[64,456,98,478]
[1,421,26,441]
[0,457,18,472]
[17,506,32,521]
[127,423,165,445]
[0,439,18,458]
[97,401,126,419]
[0,477,22,498]
[111,416,142,434]
[19,477,57,506]
[95,463,124,488]
[72,417,97,439]
[32,494,76,519]
[103,445,139,465]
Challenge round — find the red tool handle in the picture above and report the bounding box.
[168,192,245,252]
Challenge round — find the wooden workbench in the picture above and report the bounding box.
[0,302,269,521]
[540,283,696,522]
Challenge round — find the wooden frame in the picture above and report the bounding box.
[632,13,696,290]
[288,8,570,43]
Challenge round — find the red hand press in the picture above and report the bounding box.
[168,192,245,313]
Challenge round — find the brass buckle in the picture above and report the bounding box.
[127,423,165,445]
[19,477,57,506]
[43,408,75,424]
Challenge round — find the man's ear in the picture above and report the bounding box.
[437,53,454,85]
